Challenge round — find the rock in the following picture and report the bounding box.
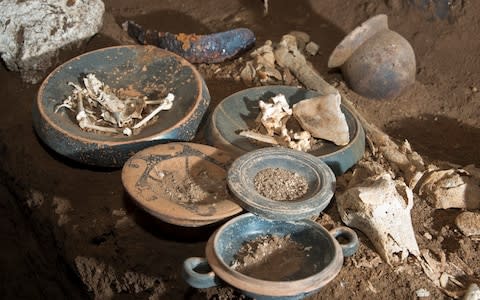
[0,0,104,83]
[464,283,480,300]
[455,212,480,237]
[418,165,480,209]
[292,92,350,146]
[336,172,420,265]
[415,288,430,298]
[305,41,320,56]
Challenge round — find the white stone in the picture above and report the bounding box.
[0,0,105,83]
[293,92,350,146]
[336,172,420,265]
[464,283,480,300]
[305,41,320,56]
[415,288,430,298]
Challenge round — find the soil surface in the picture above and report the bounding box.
[231,234,311,281]
[1,0,480,299]
[254,167,309,201]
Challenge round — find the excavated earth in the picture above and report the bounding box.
[1,0,479,299]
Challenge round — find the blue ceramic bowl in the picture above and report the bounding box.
[33,45,210,167]
[183,213,358,299]
[227,147,336,221]
[206,86,365,175]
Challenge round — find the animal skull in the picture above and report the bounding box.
[336,172,420,265]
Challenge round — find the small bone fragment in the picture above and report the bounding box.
[455,212,480,237]
[78,118,127,135]
[417,167,480,209]
[239,130,279,145]
[240,61,256,83]
[288,31,310,51]
[132,93,175,129]
[258,94,292,136]
[336,173,420,265]
[293,93,350,146]
[416,289,430,298]
[251,40,275,68]
[305,41,320,56]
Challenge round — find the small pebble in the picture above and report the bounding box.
[423,232,433,240]
[305,41,320,56]
[471,86,478,93]
[455,211,480,237]
[415,288,430,298]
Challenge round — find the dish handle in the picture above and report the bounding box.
[183,257,220,288]
[329,226,359,257]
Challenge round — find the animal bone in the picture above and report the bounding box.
[257,94,292,136]
[132,93,175,129]
[336,172,420,265]
[293,93,350,146]
[239,130,279,145]
[417,165,480,209]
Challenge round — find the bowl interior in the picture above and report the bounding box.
[243,154,322,202]
[214,214,337,281]
[209,85,359,157]
[39,46,202,142]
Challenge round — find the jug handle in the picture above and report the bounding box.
[329,226,359,257]
[183,257,219,289]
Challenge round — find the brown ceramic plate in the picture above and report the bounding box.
[121,142,243,227]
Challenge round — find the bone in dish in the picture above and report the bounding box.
[55,73,175,136]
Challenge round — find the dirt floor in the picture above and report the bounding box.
[1,0,480,299]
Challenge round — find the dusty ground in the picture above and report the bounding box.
[1,0,479,299]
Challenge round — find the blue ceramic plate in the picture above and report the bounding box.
[206,86,364,175]
[33,45,210,167]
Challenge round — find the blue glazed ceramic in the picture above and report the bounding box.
[206,85,365,175]
[183,213,358,299]
[33,45,210,167]
[227,147,336,221]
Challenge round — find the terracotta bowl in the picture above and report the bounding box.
[121,142,242,227]
[227,147,336,221]
[33,45,210,167]
[183,213,359,299]
[206,85,365,175]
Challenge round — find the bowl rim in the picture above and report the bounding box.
[227,147,336,220]
[36,45,206,146]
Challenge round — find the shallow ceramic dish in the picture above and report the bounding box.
[183,213,359,300]
[206,85,364,175]
[227,147,335,221]
[33,45,210,167]
[121,142,243,227]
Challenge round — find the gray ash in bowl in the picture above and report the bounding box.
[254,167,308,201]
